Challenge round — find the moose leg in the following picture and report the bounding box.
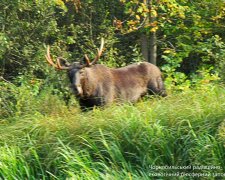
[147,77,167,97]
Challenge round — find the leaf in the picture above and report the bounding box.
[150,26,158,32]
[163,50,173,54]
[54,0,68,11]
[151,9,157,17]
[127,20,136,25]
[136,15,140,20]
[137,6,143,13]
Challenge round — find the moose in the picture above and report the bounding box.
[45,38,167,109]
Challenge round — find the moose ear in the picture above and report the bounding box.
[57,57,71,68]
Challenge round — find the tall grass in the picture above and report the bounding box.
[0,84,225,179]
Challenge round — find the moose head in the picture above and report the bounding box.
[45,38,166,110]
[45,38,104,98]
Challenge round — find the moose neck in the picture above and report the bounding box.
[79,68,90,97]
[80,67,97,97]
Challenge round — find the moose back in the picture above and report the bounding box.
[45,38,166,109]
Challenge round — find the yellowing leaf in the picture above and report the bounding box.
[151,10,158,17]
[54,0,65,6]
[163,50,172,54]
[136,15,140,20]
[163,49,176,55]
[137,6,143,13]
[150,26,158,32]
[179,13,185,19]
[127,20,136,25]
[54,0,68,11]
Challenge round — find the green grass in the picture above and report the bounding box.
[0,84,225,179]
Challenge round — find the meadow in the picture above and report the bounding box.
[0,83,225,179]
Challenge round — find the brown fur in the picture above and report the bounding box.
[75,62,166,109]
[46,40,166,110]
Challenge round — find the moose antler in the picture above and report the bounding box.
[45,46,70,70]
[84,38,104,66]
[46,38,104,69]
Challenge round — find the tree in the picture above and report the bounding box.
[120,0,185,65]
[141,0,157,65]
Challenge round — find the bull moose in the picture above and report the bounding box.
[45,38,167,109]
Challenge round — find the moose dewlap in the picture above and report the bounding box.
[45,38,166,109]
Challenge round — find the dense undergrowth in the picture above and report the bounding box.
[0,83,225,179]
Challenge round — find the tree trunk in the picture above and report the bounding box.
[140,0,157,65]
[149,30,157,65]
[149,0,157,65]
[141,34,149,61]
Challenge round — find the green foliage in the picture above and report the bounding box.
[158,0,225,83]
[0,0,224,93]
[161,34,224,92]
[0,80,17,118]
[0,1,58,77]
[120,0,225,86]
[0,75,76,120]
